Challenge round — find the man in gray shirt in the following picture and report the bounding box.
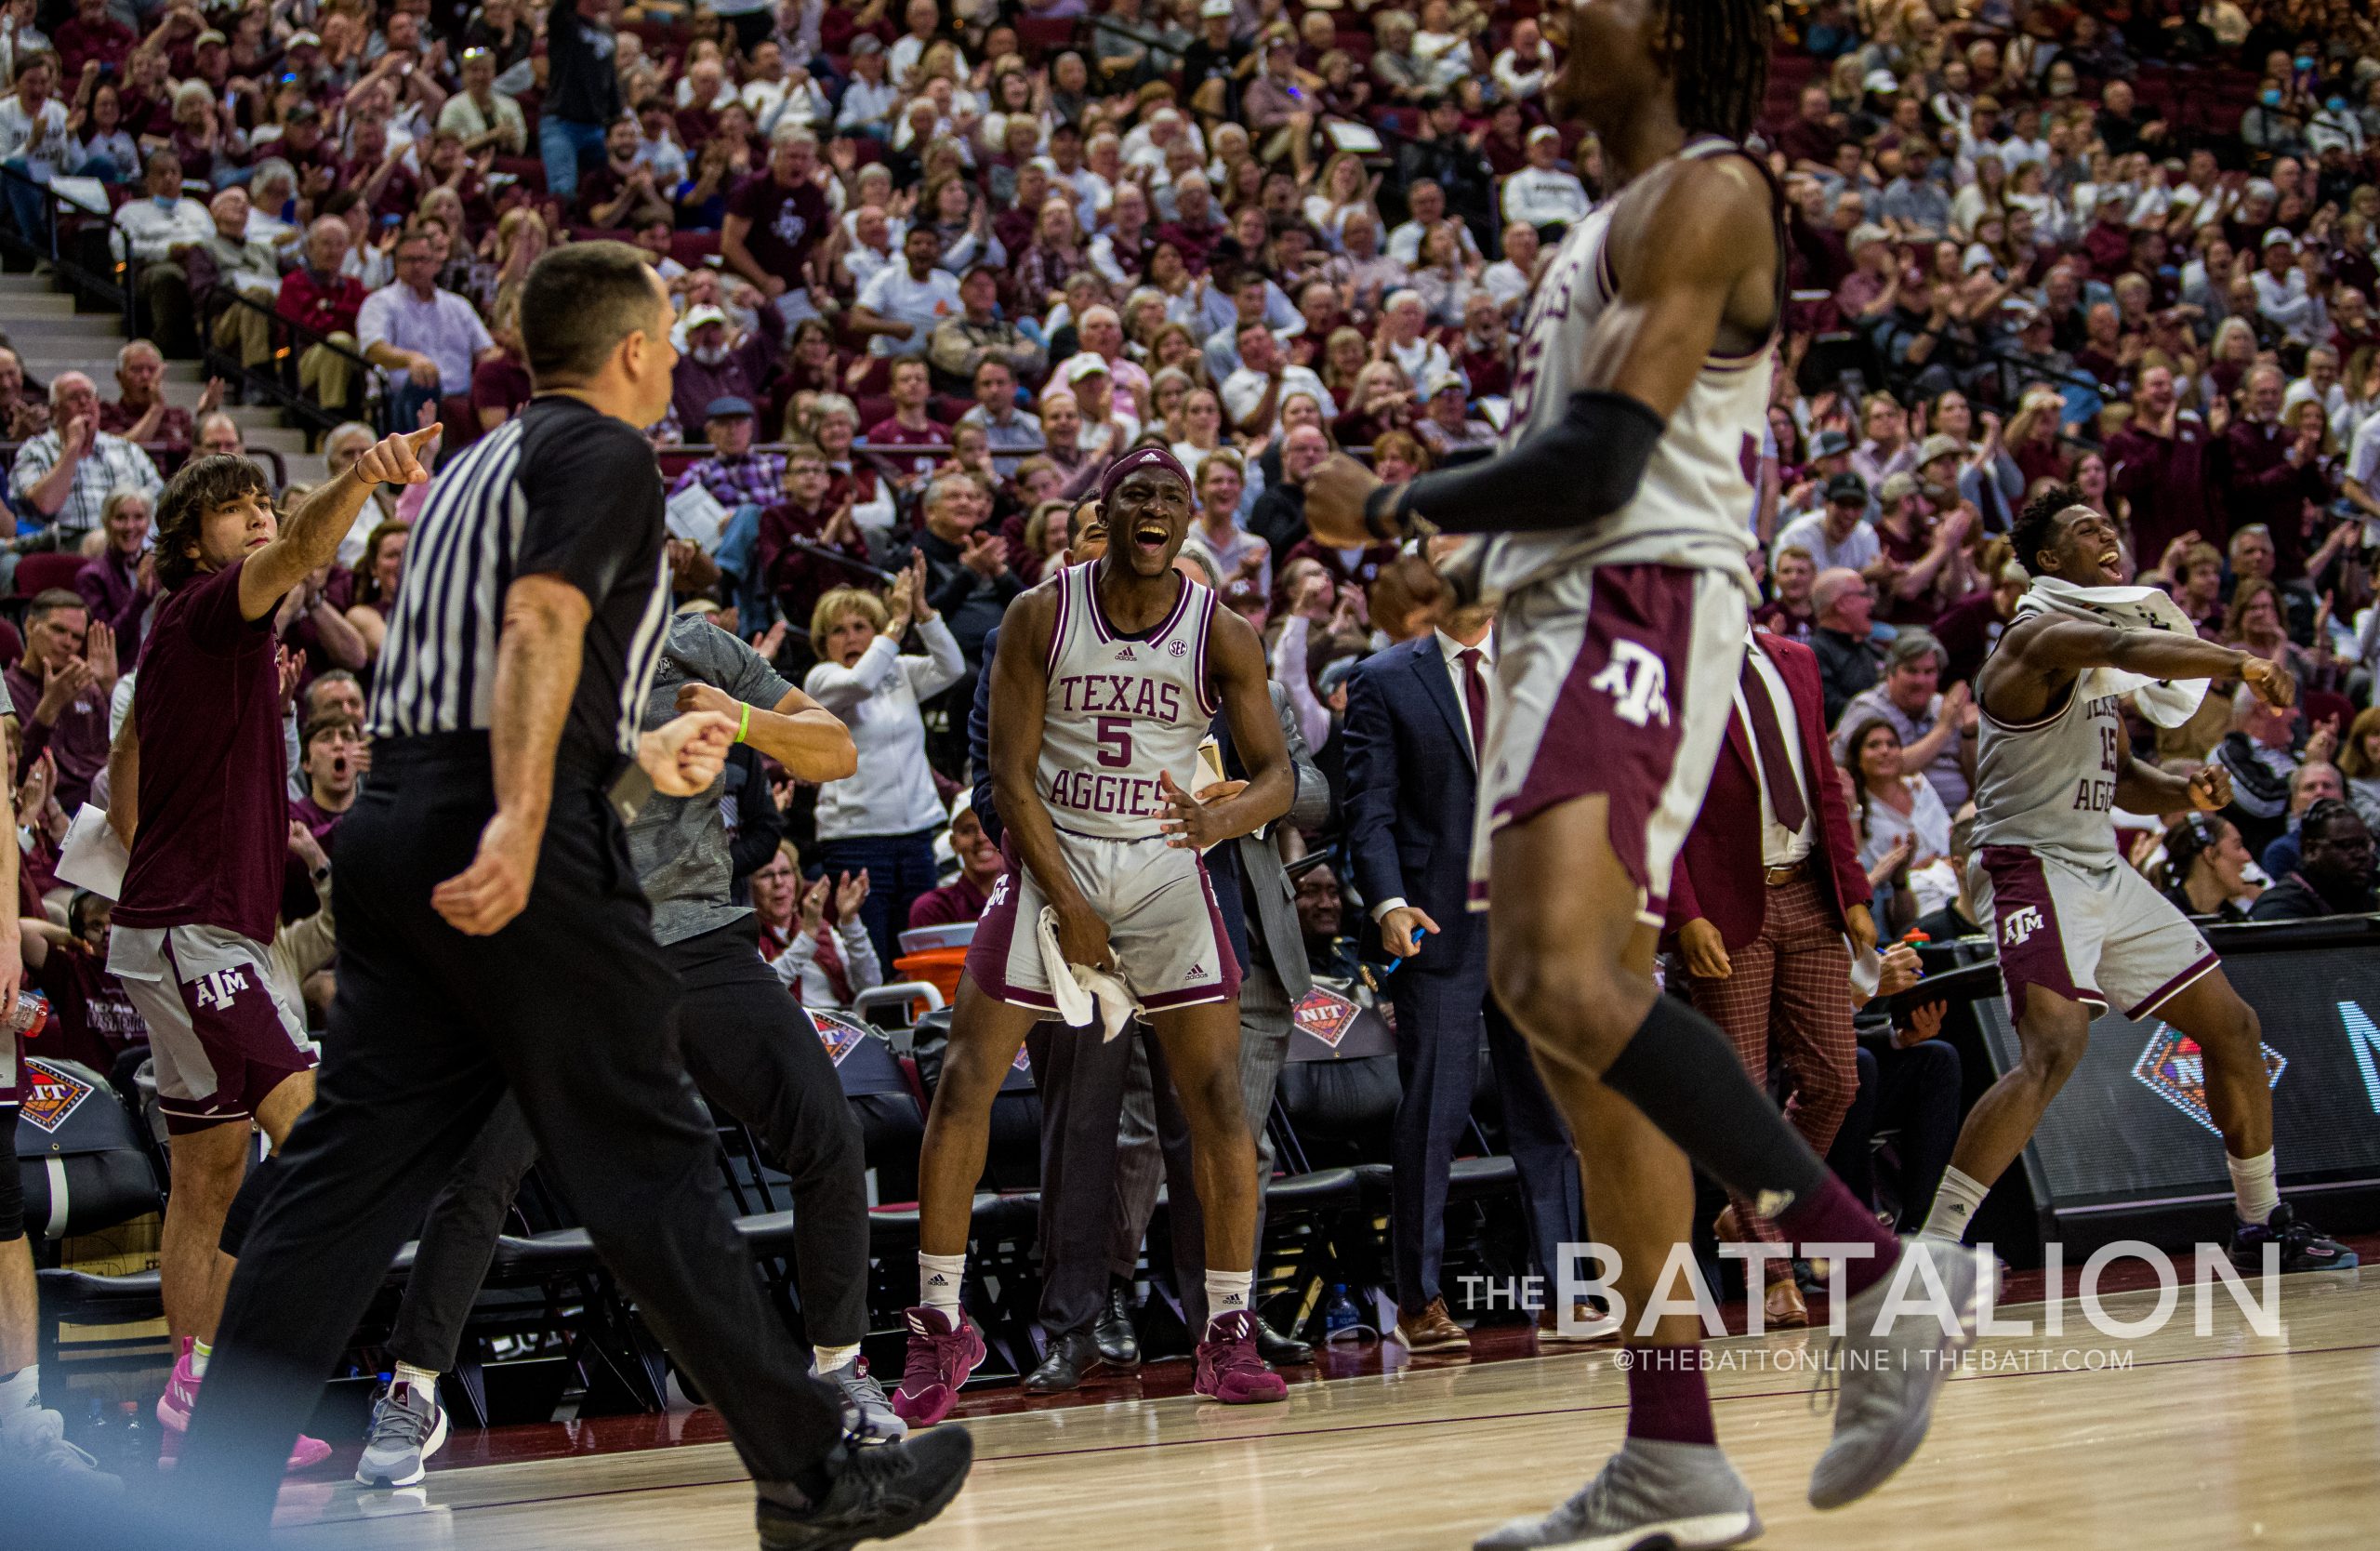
[1879,138,1952,242]
[337,616,901,1489]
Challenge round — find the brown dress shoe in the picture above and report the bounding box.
[1536,1302,1621,1347]
[1764,1276,1809,1329]
[1394,1297,1471,1353]
[1712,1203,1744,1243]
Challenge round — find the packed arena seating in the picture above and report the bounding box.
[5,0,2380,1447]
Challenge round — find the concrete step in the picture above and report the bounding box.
[0,315,129,340]
[17,354,205,384]
[0,272,61,294]
[0,291,80,320]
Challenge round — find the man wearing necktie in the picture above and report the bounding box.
[1663,628,1876,1328]
[1343,603,1590,1355]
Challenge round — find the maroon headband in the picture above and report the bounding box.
[1097,445,1191,509]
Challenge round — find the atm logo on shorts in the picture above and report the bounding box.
[192,968,253,1011]
[1588,642,1671,729]
[2002,906,2045,947]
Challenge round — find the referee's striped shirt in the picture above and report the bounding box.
[367,399,672,761]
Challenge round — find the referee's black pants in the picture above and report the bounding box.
[178,736,846,1526]
[385,922,874,1372]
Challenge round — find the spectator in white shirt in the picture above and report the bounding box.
[7,371,163,539]
[1387,179,1481,267]
[0,52,75,238]
[803,564,966,965]
[111,149,215,353]
[1481,220,1540,315]
[1491,19,1554,104]
[853,225,962,359]
[1222,321,1336,439]
[886,0,960,90]
[1501,125,1592,232]
[1772,471,1883,576]
[1377,290,1453,391]
[2251,228,2320,344]
[435,46,527,155]
[768,866,885,1011]
[834,36,901,138]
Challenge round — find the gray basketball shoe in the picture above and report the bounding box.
[1474,1438,1761,1551]
[820,1358,909,1442]
[1807,1236,1986,1509]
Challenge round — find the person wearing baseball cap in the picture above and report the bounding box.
[1415,369,1493,459]
[1772,469,1881,577]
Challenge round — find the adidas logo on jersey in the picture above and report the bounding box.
[1188,961,1207,978]
[1116,646,1137,660]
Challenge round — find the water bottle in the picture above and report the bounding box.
[1323,1283,1366,1343]
[5,991,48,1040]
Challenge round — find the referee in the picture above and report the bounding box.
[177,242,972,1548]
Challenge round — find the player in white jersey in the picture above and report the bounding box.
[1921,488,2355,1274]
[893,447,1299,1426]
[1305,5,1978,1546]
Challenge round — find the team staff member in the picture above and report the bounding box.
[172,242,972,1547]
[107,424,440,1472]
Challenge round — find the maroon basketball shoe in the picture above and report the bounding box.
[891,1306,985,1428]
[1194,1311,1289,1404]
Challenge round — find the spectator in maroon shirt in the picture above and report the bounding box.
[864,358,947,486]
[2223,364,2328,581]
[1778,83,1847,171]
[289,713,365,842]
[97,338,218,453]
[759,444,877,633]
[54,0,137,79]
[721,127,834,326]
[20,892,151,1078]
[2107,364,2229,565]
[907,799,1003,929]
[75,486,159,662]
[346,113,421,224]
[470,296,533,433]
[1155,171,1226,273]
[6,590,117,813]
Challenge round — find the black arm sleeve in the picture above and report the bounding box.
[1380,389,1667,537]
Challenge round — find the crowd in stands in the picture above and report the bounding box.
[2,0,2379,1243]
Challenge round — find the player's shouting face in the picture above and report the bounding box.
[1105,466,1193,579]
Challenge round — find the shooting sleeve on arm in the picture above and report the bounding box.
[1388,390,1667,536]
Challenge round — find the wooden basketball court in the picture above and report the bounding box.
[262,1267,2378,1549]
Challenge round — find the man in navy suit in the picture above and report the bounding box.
[1342,600,1589,1354]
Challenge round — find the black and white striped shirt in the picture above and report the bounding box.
[369,396,672,766]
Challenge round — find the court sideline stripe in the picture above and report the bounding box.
[289,1336,2380,1528]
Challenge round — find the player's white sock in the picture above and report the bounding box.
[918,1253,966,1318]
[0,1364,37,1413]
[813,1343,861,1375]
[2227,1150,2280,1226]
[1204,1270,1253,1330]
[190,1339,213,1378]
[1920,1167,1990,1245]
[393,1361,441,1394]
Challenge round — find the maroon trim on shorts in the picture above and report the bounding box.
[2125,950,2221,1021]
[1496,563,1699,902]
[1977,845,2105,1014]
[153,930,314,1133]
[959,866,1058,1012]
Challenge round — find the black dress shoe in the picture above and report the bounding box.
[1093,1282,1142,1369]
[1254,1319,1314,1367]
[1023,1328,1102,1393]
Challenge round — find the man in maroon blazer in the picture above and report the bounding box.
[1663,629,1874,1328]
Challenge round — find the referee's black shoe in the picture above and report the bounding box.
[758,1428,973,1551]
[2229,1203,2360,1274]
[1093,1279,1142,1368]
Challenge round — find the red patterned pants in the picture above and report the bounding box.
[1682,871,1859,1269]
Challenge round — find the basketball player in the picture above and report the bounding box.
[1918,488,2355,1271]
[106,429,440,1474]
[894,447,1297,1425]
[1304,4,1978,1544]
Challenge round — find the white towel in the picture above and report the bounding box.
[1036,906,1141,1041]
[2008,576,2211,729]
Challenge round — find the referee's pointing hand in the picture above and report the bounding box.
[351,423,444,487]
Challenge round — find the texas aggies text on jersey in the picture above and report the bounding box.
[1483,136,1781,602]
[1038,561,1220,841]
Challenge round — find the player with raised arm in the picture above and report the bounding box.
[893,446,1298,1425]
[1304,3,1978,1544]
[1916,487,2355,1272]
